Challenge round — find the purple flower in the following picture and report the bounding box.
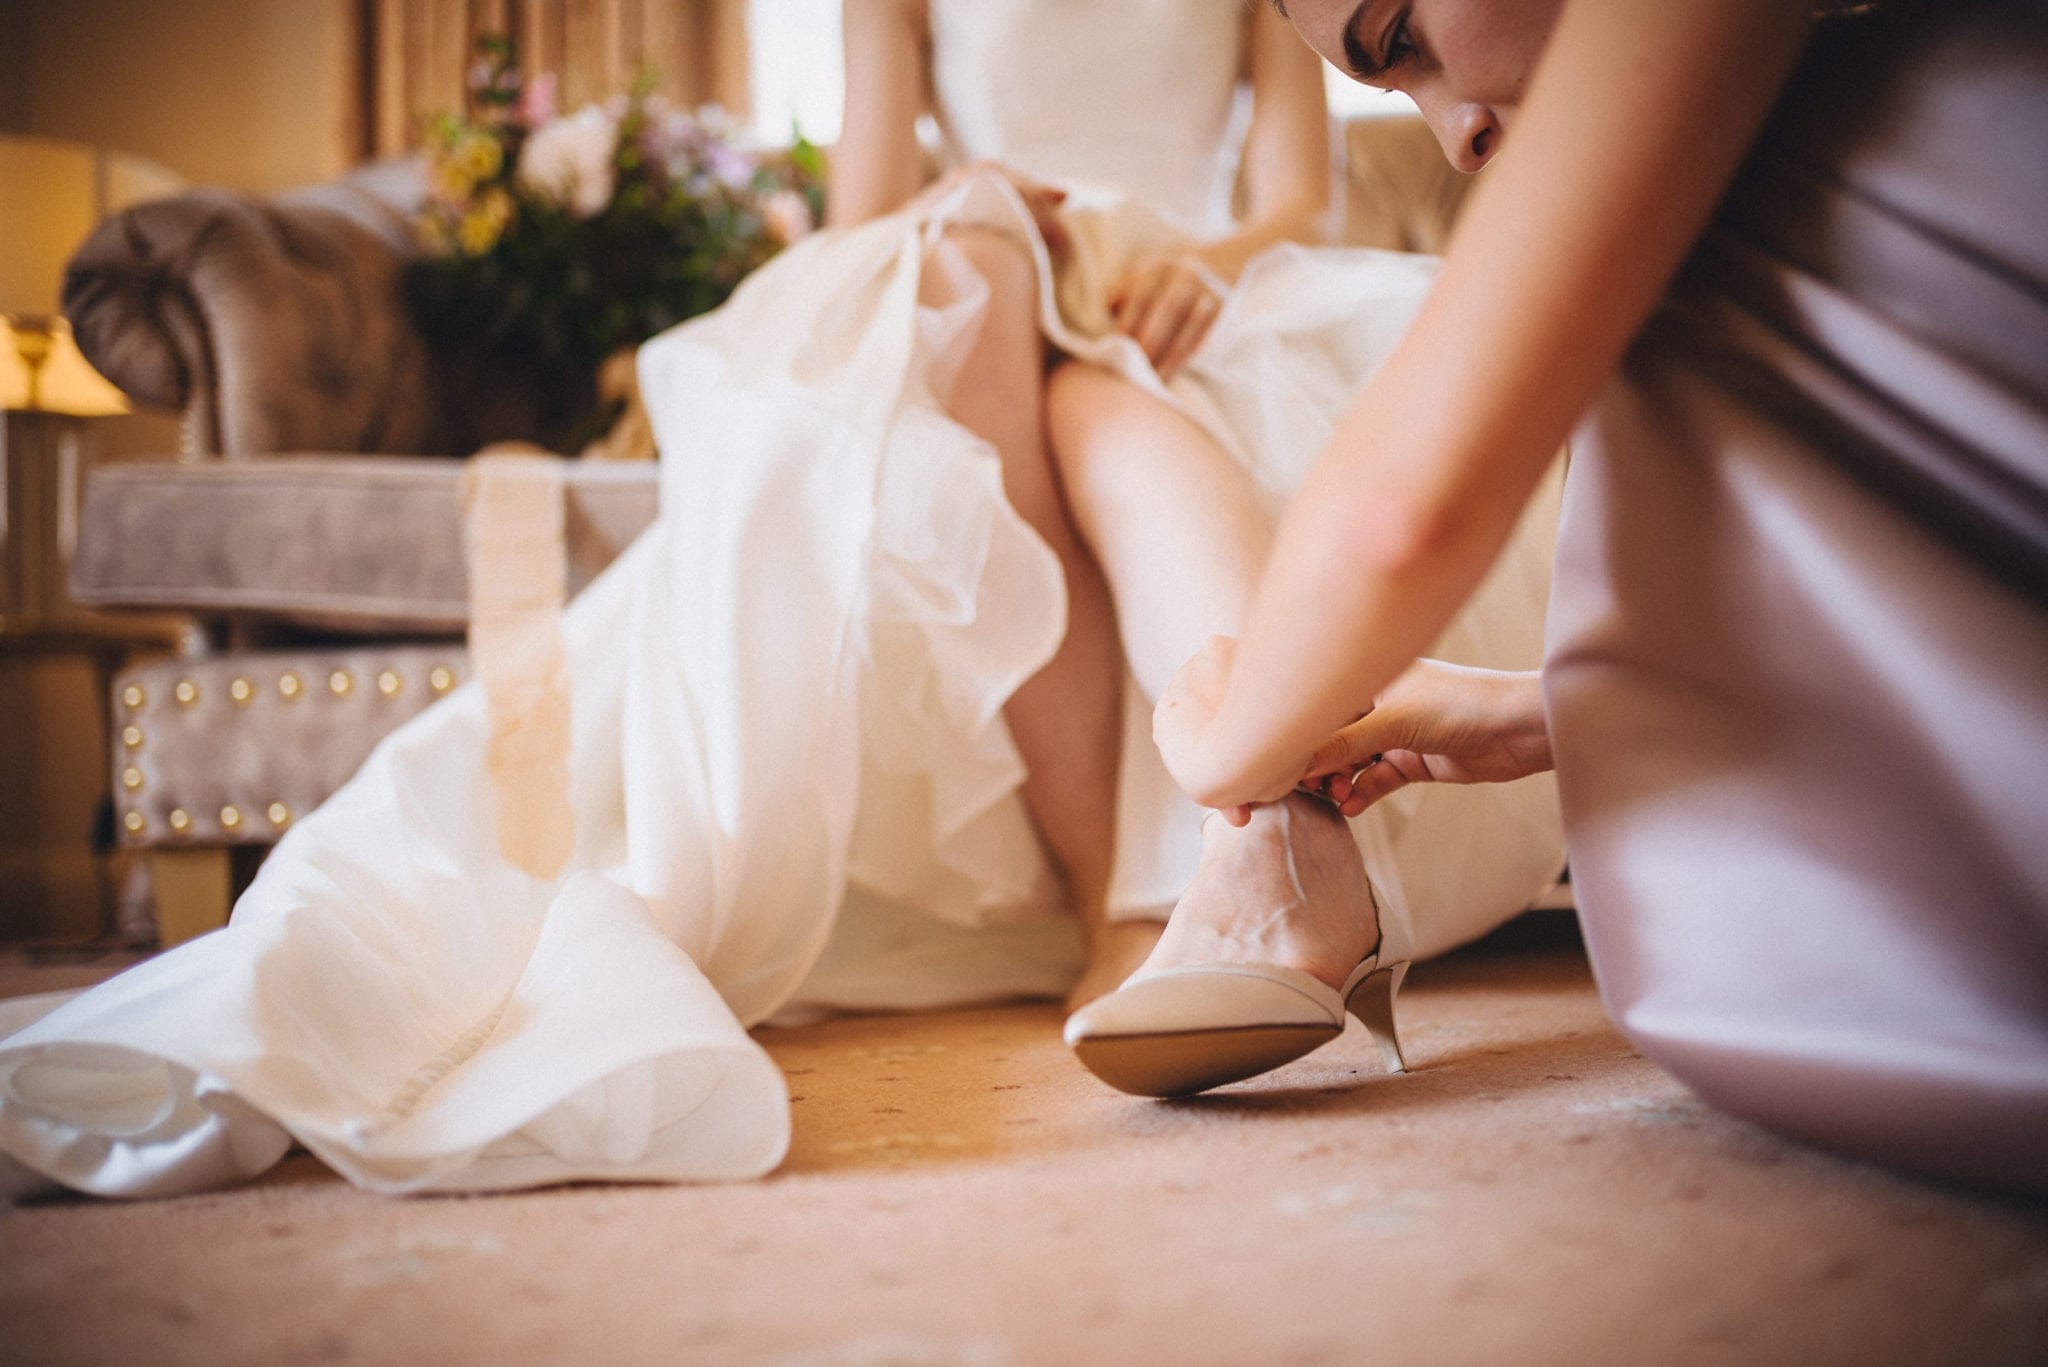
[703,142,759,190]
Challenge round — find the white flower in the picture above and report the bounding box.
[515,104,619,218]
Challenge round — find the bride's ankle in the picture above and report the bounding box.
[1151,794,1382,988]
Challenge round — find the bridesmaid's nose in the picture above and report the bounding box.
[1423,99,1504,174]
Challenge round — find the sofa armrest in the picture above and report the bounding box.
[62,163,461,457]
[69,455,659,635]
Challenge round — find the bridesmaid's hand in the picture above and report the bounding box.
[1153,635,1301,823]
[1110,251,1227,379]
[1303,661,1554,817]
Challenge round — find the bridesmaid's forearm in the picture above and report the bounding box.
[1186,429,1530,806]
[1176,0,1814,809]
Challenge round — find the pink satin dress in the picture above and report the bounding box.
[1547,0,2048,1192]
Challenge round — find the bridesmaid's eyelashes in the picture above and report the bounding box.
[1343,4,1419,86]
[1382,12,1418,74]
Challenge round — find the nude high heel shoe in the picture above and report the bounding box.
[1063,801,1412,1098]
[1063,952,1409,1098]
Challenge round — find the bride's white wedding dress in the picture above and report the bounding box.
[0,0,1562,1197]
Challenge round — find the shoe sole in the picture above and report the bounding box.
[1070,1023,1342,1098]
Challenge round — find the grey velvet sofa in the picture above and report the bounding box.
[65,114,1470,943]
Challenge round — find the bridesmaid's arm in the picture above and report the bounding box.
[1157,0,1815,809]
[827,0,929,227]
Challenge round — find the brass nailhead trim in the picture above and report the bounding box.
[121,766,144,791]
[278,672,303,700]
[121,725,144,750]
[429,666,456,694]
[267,802,291,827]
[230,677,255,704]
[329,670,354,698]
[167,808,191,833]
[123,811,145,834]
[377,669,403,697]
[220,805,242,830]
[174,680,199,706]
[122,684,146,709]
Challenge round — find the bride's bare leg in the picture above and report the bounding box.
[921,230,1145,1004]
[1045,361,1381,989]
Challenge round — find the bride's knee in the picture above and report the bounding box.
[1045,360,1128,485]
[925,223,1038,310]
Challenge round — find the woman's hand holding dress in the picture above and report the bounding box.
[1110,251,1227,379]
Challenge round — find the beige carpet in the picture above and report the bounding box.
[3,921,2044,1366]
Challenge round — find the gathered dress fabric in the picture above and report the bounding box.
[0,0,1562,1198]
[1548,0,2048,1192]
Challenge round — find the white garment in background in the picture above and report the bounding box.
[930,0,1252,234]
[0,0,1562,1197]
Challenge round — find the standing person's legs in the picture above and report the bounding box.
[919,229,1141,1001]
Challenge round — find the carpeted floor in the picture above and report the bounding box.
[2,919,2044,1366]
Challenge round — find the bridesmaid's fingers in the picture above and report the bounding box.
[1336,758,1414,815]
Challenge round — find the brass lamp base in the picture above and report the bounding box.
[7,313,57,412]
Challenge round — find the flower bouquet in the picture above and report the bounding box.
[405,37,826,447]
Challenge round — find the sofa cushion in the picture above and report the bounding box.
[70,456,657,634]
[110,643,472,849]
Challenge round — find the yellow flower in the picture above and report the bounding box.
[459,132,504,183]
[457,188,514,256]
[430,155,476,204]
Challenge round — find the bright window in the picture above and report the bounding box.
[1323,65,1418,119]
[747,0,844,143]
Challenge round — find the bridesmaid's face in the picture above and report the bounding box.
[1278,0,1564,172]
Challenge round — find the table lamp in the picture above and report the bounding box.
[0,135,182,415]
[3,134,186,636]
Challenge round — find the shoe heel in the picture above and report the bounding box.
[1345,962,1409,1073]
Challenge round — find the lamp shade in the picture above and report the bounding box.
[0,136,182,412]
[0,316,128,415]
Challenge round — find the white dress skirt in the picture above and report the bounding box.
[0,168,1563,1198]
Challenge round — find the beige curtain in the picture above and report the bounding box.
[365,0,751,157]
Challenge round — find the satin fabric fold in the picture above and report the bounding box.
[1550,0,2048,1192]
